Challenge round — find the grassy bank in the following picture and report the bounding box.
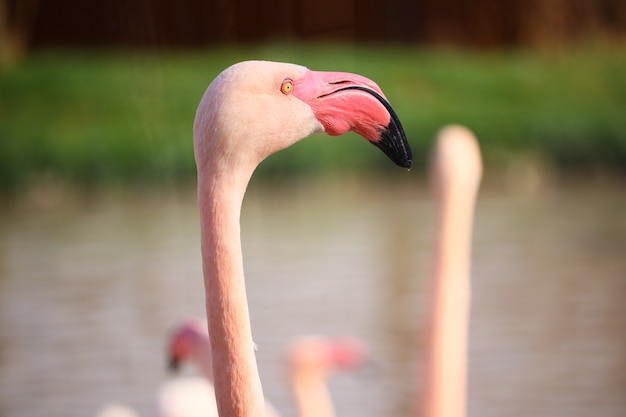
[1,44,625,192]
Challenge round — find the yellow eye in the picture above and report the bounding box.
[280,79,294,95]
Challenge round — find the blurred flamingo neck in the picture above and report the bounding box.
[421,127,482,417]
[421,188,472,417]
[291,370,334,417]
[197,165,265,417]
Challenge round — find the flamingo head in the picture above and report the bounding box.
[287,335,369,375]
[193,60,412,171]
[167,317,209,372]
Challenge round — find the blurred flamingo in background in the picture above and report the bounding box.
[193,60,411,417]
[94,317,223,417]
[168,318,368,417]
[285,335,368,417]
[419,125,482,417]
[97,318,367,417]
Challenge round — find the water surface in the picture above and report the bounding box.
[1,178,625,417]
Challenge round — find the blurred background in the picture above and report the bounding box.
[0,1,625,417]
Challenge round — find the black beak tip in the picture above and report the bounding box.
[375,125,413,169]
[397,155,413,169]
[333,84,412,169]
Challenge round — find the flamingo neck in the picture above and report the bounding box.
[291,368,334,417]
[197,163,265,417]
[420,134,481,417]
[421,187,473,417]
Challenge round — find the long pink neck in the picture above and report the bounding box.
[420,182,473,417]
[197,165,265,417]
[420,130,481,417]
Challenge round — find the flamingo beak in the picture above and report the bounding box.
[293,70,412,169]
[168,352,181,373]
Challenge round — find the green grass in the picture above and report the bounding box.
[1,43,625,192]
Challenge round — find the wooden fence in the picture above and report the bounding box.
[3,0,626,49]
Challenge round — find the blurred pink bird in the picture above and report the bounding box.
[94,318,222,417]
[193,60,411,417]
[168,318,368,417]
[287,335,368,417]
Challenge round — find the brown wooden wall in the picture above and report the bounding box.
[6,0,626,49]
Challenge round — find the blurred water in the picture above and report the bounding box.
[0,178,625,417]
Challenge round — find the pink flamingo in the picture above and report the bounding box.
[193,60,411,417]
[419,125,482,417]
[287,335,368,417]
[168,318,368,417]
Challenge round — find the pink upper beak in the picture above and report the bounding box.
[293,70,412,169]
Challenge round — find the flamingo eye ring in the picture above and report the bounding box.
[280,79,294,95]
